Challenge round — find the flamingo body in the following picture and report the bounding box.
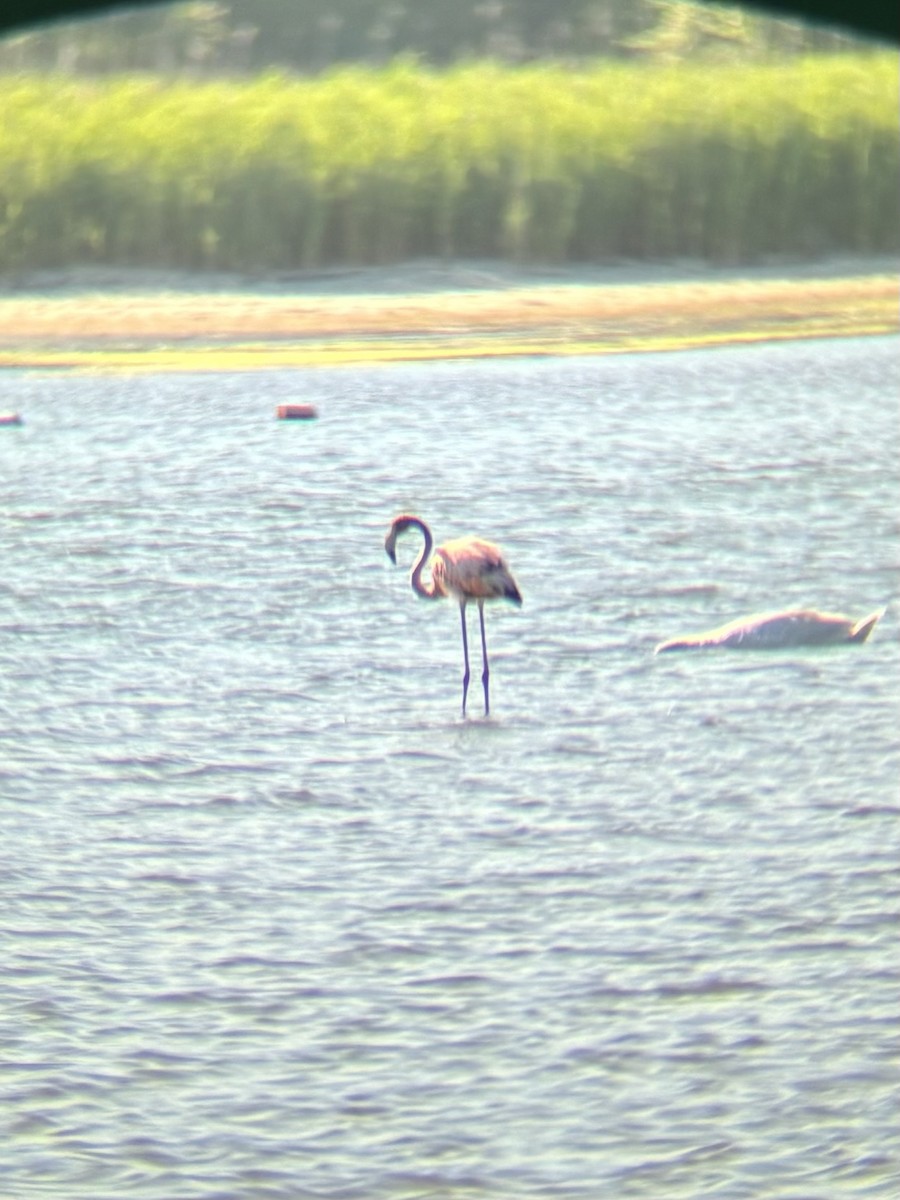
[385,514,521,716]
[655,606,884,653]
[432,536,523,605]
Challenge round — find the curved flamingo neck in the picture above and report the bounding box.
[405,517,441,600]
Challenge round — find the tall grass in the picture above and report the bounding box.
[0,54,896,272]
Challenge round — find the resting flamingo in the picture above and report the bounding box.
[655,606,884,653]
[384,513,522,717]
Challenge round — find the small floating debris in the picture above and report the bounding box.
[0,412,23,426]
[276,403,318,421]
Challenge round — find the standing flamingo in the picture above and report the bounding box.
[384,513,522,717]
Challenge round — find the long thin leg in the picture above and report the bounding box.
[459,601,470,717]
[478,599,490,716]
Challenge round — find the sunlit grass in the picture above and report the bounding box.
[0,54,897,272]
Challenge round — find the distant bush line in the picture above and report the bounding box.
[1,55,897,273]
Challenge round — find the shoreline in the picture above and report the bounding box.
[2,253,897,297]
[0,257,896,370]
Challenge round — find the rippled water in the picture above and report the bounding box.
[2,336,898,1198]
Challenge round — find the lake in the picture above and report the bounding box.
[1,336,898,1198]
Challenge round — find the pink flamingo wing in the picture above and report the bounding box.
[436,538,521,603]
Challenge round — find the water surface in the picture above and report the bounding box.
[1,337,898,1198]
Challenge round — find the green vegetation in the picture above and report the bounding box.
[1,53,897,272]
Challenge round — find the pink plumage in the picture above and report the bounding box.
[385,513,521,716]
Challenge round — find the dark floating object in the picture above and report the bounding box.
[0,412,23,426]
[655,607,885,653]
[276,403,318,421]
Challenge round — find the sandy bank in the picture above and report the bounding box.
[0,257,896,368]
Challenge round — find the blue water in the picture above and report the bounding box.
[1,336,898,1198]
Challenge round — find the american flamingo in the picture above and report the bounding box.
[384,513,522,717]
[655,606,884,653]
